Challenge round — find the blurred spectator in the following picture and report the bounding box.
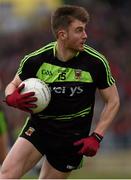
[0,78,9,164]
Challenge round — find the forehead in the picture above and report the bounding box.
[69,19,86,29]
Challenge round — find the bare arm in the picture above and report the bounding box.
[5,74,22,96]
[94,84,120,136]
[74,84,120,156]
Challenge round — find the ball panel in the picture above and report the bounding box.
[19,78,51,113]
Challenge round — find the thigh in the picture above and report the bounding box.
[43,133,83,173]
[0,137,42,179]
[39,157,71,179]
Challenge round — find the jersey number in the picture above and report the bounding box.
[58,72,66,80]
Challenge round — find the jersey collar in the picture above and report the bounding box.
[53,41,80,58]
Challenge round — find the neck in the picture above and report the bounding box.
[55,41,78,62]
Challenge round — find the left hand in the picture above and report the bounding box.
[74,132,103,157]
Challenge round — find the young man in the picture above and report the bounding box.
[0,5,120,179]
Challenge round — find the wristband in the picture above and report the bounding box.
[91,132,103,143]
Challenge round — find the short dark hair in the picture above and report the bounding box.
[51,5,90,37]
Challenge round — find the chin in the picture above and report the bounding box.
[78,46,84,51]
[71,44,84,52]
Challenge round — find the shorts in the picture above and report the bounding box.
[0,110,7,135]
[19,116,90,172]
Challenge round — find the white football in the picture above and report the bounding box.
[19,78,51,113]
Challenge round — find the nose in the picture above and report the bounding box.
[83,30,87,39]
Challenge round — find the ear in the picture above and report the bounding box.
[57,30,67,40]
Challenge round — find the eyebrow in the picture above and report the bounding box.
[75,26,85,30]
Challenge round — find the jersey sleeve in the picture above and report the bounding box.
[17,55,38,81]
[96,56,115,89]
[16,42,55,81]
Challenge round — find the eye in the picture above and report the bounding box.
[75,27,86,33]
[78,29,83,33]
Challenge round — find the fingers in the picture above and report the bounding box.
[21,92,36,98]
[78,147,97,156]
[20,103,37,113]
[20,107,33,113]
[74,139,84,146]
[78,147,85,155]
[18,83,25,92]
[23,103,37,108]
[85,149,97,156]
[87,151,96,157]
[21,97,37,103]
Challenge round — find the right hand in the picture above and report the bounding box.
[5,84,37,113]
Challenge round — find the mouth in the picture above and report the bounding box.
[80,42,85,47]
[80,40,86,45]
[78,43,85,51]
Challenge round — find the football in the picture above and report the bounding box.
[19,78,51,113]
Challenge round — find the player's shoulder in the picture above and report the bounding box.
[19,41,56,66]
[25,41,56,59]
[18,41,56,74]
[83,44,108,65]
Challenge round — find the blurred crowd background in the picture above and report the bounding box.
[0,0,131,169]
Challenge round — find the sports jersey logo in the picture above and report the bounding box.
[66,165,76,170]
[42,69,53,76]
[25,127,35,136]
[52,86,83,96]
[75,69,82,80]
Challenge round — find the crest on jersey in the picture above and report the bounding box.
[25,127,35,136]
[75,69,82,80]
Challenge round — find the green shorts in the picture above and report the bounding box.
[0,110,7,135]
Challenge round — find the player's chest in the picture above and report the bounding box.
[36,62,93,84]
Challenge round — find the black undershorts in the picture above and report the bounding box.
[20,117,90,172]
